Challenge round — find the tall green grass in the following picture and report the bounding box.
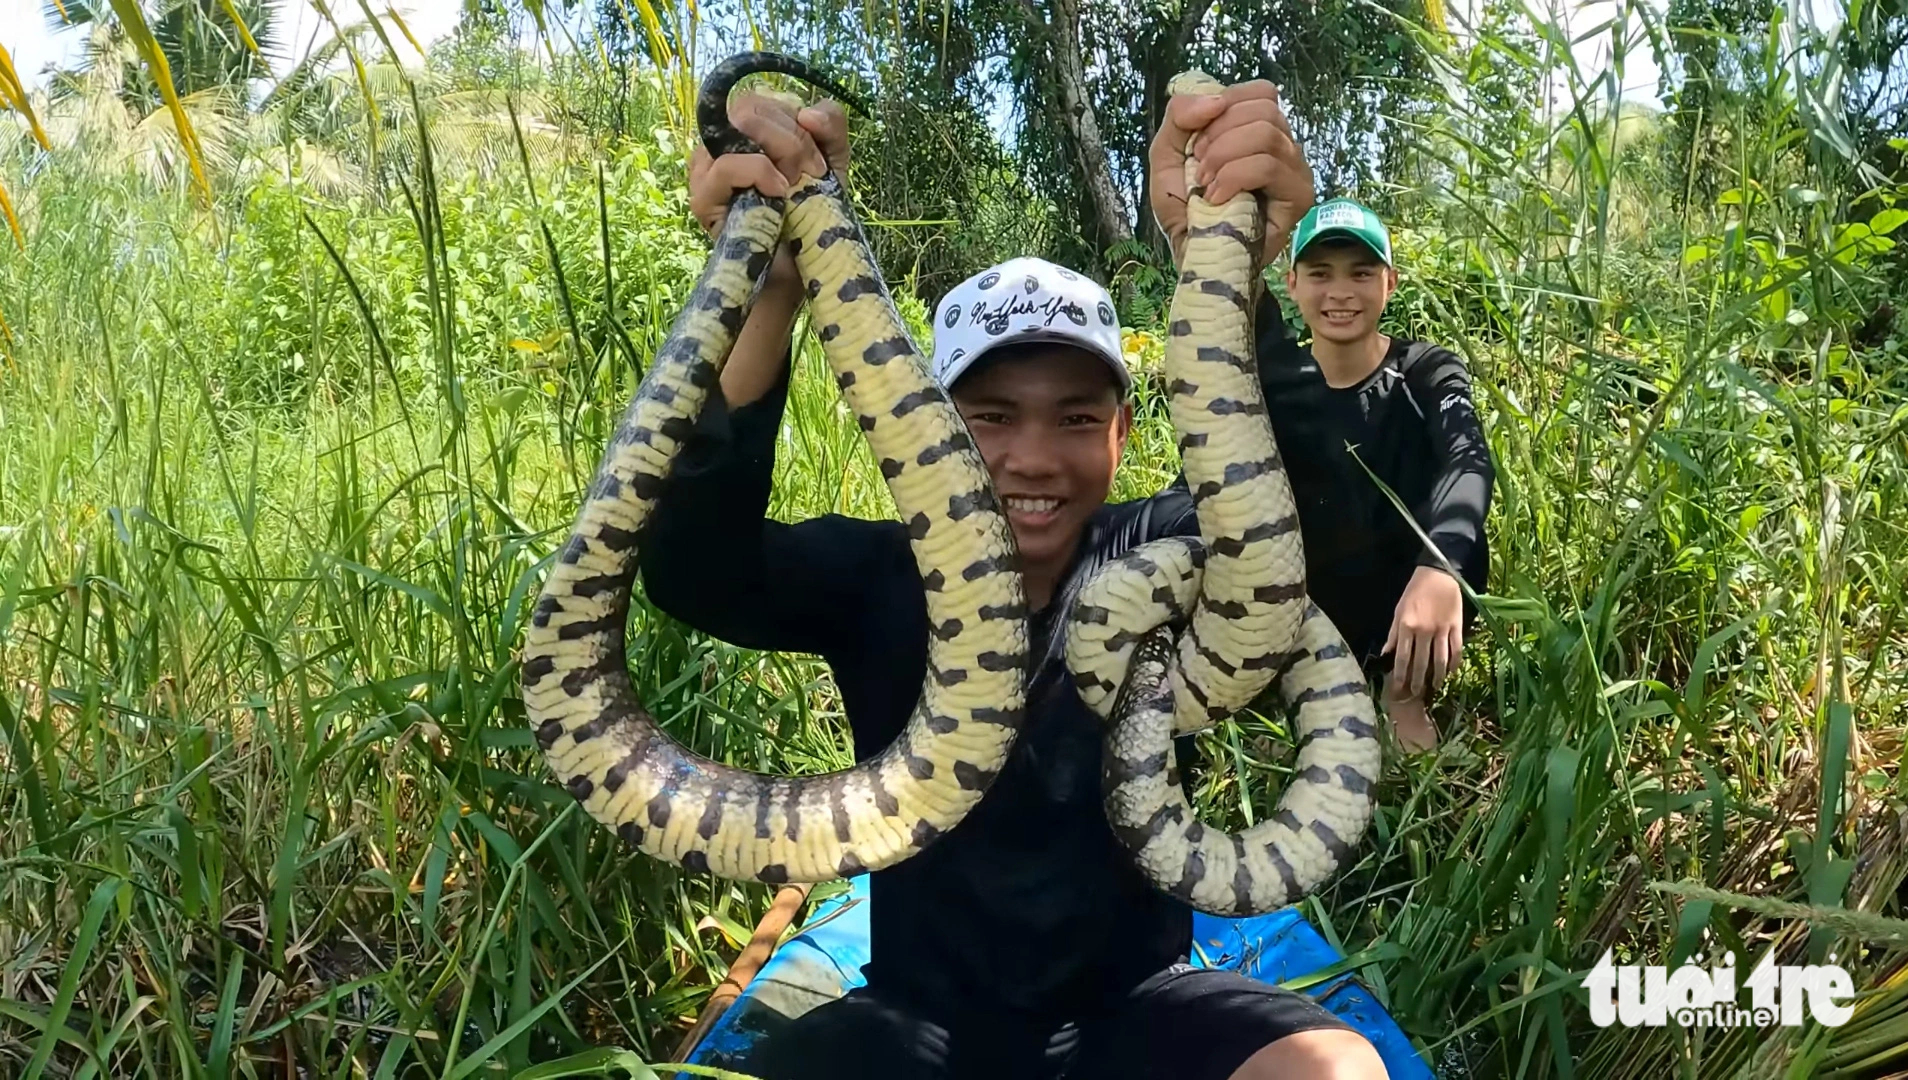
[3,4,1907,1078]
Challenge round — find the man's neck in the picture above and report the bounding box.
[1024,564,1061,617]
[1311,331,1392,389]
[1023,538,1091,618]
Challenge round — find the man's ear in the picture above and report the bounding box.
[1109,400,1135,483]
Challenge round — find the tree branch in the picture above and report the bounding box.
[1017,0,1134,255]
[1138,0,1219,257]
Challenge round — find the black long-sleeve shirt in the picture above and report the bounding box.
[636,294,1493,1027]
[1251,302,1495,663]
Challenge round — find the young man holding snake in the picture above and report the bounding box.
[1237,198,1494,752]
[638,84,1408,1080]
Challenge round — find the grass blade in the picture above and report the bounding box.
[21,877,121,1080]
[442,946,619,1080]
[515,1048,660,1079]
[206,947,244,1077]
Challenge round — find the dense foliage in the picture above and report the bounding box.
[2,0,1906,1077]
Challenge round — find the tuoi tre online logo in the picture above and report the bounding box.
[1583,948,1855,1028]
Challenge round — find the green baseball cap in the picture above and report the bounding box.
[1290,197,1393,265]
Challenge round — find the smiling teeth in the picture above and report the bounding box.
[1006,497,1061,513]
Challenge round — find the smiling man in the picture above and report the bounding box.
[637,85,1393,1080]
[1246,197,1497,750]
[924,257,1143,613]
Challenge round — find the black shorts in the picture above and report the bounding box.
[743,963,1358,1080]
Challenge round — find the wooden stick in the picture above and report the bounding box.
[671,883,814,1062]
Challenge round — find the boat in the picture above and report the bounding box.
[672,875,1434,1077]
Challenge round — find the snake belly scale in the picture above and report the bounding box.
[1067,71,1384,917]
[523,52,1029,885]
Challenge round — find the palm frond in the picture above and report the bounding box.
[106,0,212,202]
[124,85,239,190]
[260,17,383,112]
[245,138,364,199]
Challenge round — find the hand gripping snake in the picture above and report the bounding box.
[522,52,1029,885]
[1062,72,1384,917]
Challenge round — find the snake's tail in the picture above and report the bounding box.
[697,51,870,158]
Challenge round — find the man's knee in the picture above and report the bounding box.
[1227,1028,1389,1080]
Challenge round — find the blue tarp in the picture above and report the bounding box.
[682,875,1432,1078]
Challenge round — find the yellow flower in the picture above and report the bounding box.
[1121,328,1163,371]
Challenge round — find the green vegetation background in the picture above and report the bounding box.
[2,0,1907,1077]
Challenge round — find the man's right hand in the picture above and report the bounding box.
[689,92,851,294]
[1148,81,1314,269]
[687,91,850,407]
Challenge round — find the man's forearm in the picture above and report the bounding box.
[720,249,803,408]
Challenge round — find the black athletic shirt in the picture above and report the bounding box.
[1250,301,1494,664]
[636,292,1493,1028]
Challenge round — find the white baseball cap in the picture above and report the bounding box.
[928,256,1131,394]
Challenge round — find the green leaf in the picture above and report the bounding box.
[170,805,203,920]
[514,1048,660,1080]
[269,747,314,968]
[1869,208,1908,236]
[207,948,245,1077]
[422,798,461,945]
[1670,899,1713,968]
[1542,744,1580,940]
[1276,942,1411,991]
[330,555,453,620]
[22,877,121,1080]
[1809,701,1855,961]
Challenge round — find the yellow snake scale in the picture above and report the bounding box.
[523,53,1028,885]
[521,55,1381,913]
[1063,72,1384,916]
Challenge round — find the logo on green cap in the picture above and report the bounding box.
[1291,198,1393,265]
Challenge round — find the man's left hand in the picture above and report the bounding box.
[1382,566,1465,703]
[1147,80,1315,267]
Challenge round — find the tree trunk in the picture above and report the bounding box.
[1136,0,1218,259]
[1024,0,1134,254]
